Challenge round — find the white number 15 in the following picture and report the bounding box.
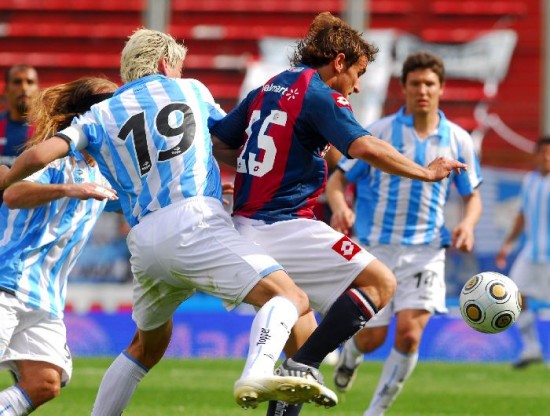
[236,109,287,177]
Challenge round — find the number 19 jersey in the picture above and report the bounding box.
[211,65,370,223]
[57,75,226,227]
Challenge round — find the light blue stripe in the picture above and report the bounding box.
[381,119,403,244]
[532,177,543,260]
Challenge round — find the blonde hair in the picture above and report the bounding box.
[120,28,188,83]
[27,77,117,148]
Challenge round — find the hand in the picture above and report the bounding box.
[426,157,467,182]
[221,181,234,206]
[495,242,512,269]
[66,183,118,201]
[330,207,355,235]
[452,223,475,253]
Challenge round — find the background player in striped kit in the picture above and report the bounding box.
[0,77,118,416]
[0,28,336,413]
[211,13,468,416]
[327,51,483,415]
[496,136,550,369]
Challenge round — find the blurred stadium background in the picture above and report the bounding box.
[0,0,548,362]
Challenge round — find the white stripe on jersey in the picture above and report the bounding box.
[340,108,482,247]
[521,172,550,262]
[0,156,108,318]
[61,75,225,226]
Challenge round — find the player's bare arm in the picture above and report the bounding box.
[325,169,355,234]
[0,136,70,189]
[348,135,467,182]
[3,181,117,209]
[452,189,482,252]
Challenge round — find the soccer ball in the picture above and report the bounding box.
[459,271,522,334]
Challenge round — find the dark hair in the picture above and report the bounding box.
[535,136,550,152]
[291,12,378,69]
[4,64,37,84]
[401,51,445,85]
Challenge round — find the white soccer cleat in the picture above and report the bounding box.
[233,375,324,409]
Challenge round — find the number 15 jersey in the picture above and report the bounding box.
[211,65,370,223]
[56,75,226,227]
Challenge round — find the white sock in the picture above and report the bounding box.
[91,352,148,416]
[0,386,33,415]
[240,296,298,379]
[517,309,542,357]
[342,336,364,368]
[365,348,418,416]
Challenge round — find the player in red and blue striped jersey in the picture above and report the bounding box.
[211,12,468,416]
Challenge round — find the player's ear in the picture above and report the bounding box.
[158,57,170,76]
[333,53,346,74]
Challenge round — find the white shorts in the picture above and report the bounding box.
[233,216,375,315]
[363,244,447,327]
[128,197,284,331]
[0,292,72,384]
[509,250,550,300]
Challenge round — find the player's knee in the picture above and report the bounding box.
[379,271,397,307]
[287,289,309,316]
[395,330,421,353]
[23,377,61,407]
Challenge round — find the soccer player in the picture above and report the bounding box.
[327,51,482,415]
[210,13,468,416]
[496,137,550,368]
[0,29,334,413]
[0,65,39,203]
[0,77,119,415]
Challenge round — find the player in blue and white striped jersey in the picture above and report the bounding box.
[0,29,335,412]
[496,137,550,368]
[328,52,482,415]
[0,77,119,416]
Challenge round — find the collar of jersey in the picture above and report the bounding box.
[115,74,166,96]
[395,106,447,136]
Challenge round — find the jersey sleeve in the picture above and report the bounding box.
[337,156,370,183]
[56,111,104,152]
[304,85,371,157]
[210,89,256,149]
[452,130,483,196]
[188,79,227,129]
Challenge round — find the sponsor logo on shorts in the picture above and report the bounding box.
[332,236,361,260]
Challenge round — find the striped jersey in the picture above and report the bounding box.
[57,75,226,227]
[0,152,114,318]
[210,65,370,223]
[338,107,482,247]
[518,171,550,263]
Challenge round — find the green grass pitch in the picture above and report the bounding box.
[2,358,549,415]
